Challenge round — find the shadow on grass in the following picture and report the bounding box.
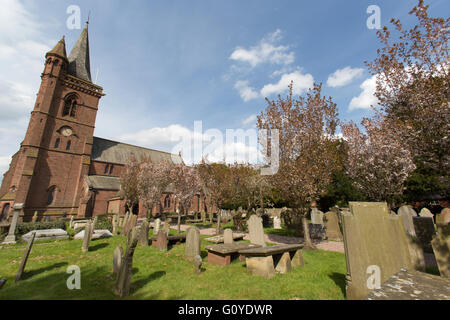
[21,262,68,280]
[89,242,109,252]
[131,271,166,293]
[329,272,346,298]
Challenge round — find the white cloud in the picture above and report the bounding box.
[229,29,295,68]
[242,114,257,126]
[349,75,379,111]
[234,80,260,101]
[261,71,314,97]
[327,66,364,87]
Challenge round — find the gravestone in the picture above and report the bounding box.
[23,229,69,242]
[342,202,425,300]
[138,220,149,246]
[69,215,74,228]
[185,226,201,261]
[273,216,282,229]
[2,203,23,245]
[247,215,267,247]
[436,208,450,226]
[82,221,92,253]
[201,211,206,224]
[431,225,449,278]
[223,229,234,244]
[112,215,118,235]
[398,205,417,237]
[155,230,168,251]
[114,227,139,298]
[324,211,343,241]
[89,216,98,240]
[419,208,434,219]
[32,211,38,223]
[153,218,161,235]
[311,208,324,225]
[209,211,213,224]
[113,245,123,276]
[163,218,171,235]
[122,214,137,236]
[74,229,112,240]
[122,212,130,228]
[413,217,436,253]
[15,231,36,282]
[194,255,202,275]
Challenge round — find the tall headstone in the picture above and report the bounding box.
[31,211,38,223]
[324,211,343,241]
[112,215,118,235]
[2,203,23,244]
[311,208,324,225]
[247,215,267,247]
[436,208,450,226]
[431,225,449,278]
[185,226,201,261]
[114,227,139,298]
[273,216,282,230]
[155,230,168,251]
[69,215,74,228]
[398,205,417,237]
[342,202,424,300]
[15,231,36,282]
[413,217,436,253]
[163,218,171,236]
[138,220,149,246]
[89,215,98,240]
[419,208,434,219]
[153,218,161,235]
[113,245,123,276]
[223,228,234,244]
[82,221,92,253]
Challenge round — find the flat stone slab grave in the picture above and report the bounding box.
[22,229,69,242]
[239,244,305,278]
[151,235,186,248]
[74,229,113,240]
[366,268,450,300]
[205,232,246,244]
[205,242,261,266]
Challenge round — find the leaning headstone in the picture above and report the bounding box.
[113,245,123,276]
[247,215,267,247]
[419,208,434,219]
[74,229,112,240]
[431,225,449,278]
[273,216,282,230]
[31,211,38,223]
[112,215,118,235]
[153,218,161,235]
[194,255,202,275]
[15,231,36,282]
[114,227,139,298]
[2,203,23,245]
[155,230,168,251]
[82,221,92,253]
[398,205,417,237]
[311,208,324,225]
[342,202,424,300]
[413,217,436,253]
[185,226,201,261]
[436,208,450,226]
[89,216,98,240]
[223,229,234,244]
[69,215,74,228]
[324,211,343,241]
[138,220,149,246]
[122,211,129,228]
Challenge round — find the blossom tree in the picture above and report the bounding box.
[170,163,202,233]
[119,155,140,215]
[341,114,416,207]
[366,0,449,180]
[257,82,340,249]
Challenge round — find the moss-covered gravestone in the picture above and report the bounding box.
[138,220,149,246]
[398,205,417,237]
[324,211,343,241]
[247,215,266,247]
[185,227,201,261]
[15,231,36,282]
[114,227,139,298]
[431,225,449,278]
[342,202,425,300]
[436,208,450,226]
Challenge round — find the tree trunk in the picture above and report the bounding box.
[302,215,316,250]
[177,204,182,234]
[216,210,221,235]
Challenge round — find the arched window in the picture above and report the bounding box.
[164,195,171,209]
[47,186,57,205]
[1,204,10,221]
[66,140,71,150]
[104,164,110,174]
[62,95,77,118]
[54,138,60,148]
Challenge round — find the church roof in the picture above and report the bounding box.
[86,175,121,191]
[68,23,92,82]
[91,137,184,166]
[47,37,68,60]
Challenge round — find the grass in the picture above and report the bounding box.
[0,229,347,300]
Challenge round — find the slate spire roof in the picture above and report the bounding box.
[46,36,68,60]
[68,22,92,82]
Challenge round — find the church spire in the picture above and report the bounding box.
[46,36,68,60]
[68,22,91,82]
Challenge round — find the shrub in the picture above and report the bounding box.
[15,220,66,237]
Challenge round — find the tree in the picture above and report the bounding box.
[137,158,172,217]
[366,0,449,185]
[341,114,416,207]
[170,163,201,233]
[196,161,233,235]
[119,155,140,214]
[257,82,340,249]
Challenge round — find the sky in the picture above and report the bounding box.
[0,0,448,180]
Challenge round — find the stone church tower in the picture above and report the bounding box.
[0,23,104,220]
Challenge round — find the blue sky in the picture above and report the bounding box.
[0,0,448,177]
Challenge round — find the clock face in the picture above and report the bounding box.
[61,127,73,137]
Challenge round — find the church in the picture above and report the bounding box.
[0,24,204,222]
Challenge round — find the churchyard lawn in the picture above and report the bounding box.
[0,229,346,300]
